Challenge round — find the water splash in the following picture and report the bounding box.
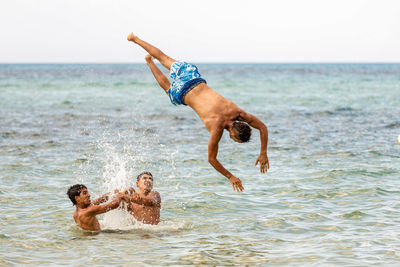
[91,127,178,230]
[100,215,191,232]
[100,208,137,231]
[98,139,133,192]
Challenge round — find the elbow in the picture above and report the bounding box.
[208,157,217,165]
[259,125,268,137]
[260,124,267,132]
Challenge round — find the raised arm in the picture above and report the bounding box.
[208,129,244,192]
[239,111,269,173]
[130,191,161,206]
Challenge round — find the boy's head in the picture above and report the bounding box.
[136,172,154,192]
[67,184,88,205]
[229,121,252,143]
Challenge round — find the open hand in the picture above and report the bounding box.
[128,187,136,196]
[116,192,130,202]
[228,176,244,192]
[255,153,269,173]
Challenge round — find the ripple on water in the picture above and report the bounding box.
[339,210,367,220]
[261,217,291,228]
[314,225,343,232]
[297,187,380,200]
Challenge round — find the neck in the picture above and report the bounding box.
[226,121,235,131]
[76,202,90,209]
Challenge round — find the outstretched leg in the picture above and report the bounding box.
[127,33,175,70]
[145,54,170,94]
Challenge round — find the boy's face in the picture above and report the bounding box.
[75,188,91,206]
[136,174,153,192]
[229,128,242,143]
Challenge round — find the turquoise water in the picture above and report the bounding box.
[0,63,399,266]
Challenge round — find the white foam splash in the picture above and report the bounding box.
[100,207,137,231]
[100,215,191,232]
[99,140,133,192]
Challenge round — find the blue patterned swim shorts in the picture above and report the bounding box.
[168,61,206,105]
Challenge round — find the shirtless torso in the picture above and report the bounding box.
[128,191,161,225]
[73,207,102,231]
[185,83,241,132]
[184,83,269,190]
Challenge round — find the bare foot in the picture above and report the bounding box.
[127,32,138,43]
[145,54,153,63]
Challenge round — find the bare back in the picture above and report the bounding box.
[184,83,242,132]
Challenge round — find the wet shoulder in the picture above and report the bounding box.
[150,191,161,204]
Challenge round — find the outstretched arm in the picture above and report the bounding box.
[87,196,122,216]
[208,130,244,192]
[91,193,109,205]
[239,111,269,173]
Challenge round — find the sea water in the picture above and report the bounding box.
[0,63,399,266]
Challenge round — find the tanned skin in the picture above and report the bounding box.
[121,173,161,225]
[127,33,269,192]
[73,188,127,231]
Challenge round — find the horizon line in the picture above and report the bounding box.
[1,61,400,65]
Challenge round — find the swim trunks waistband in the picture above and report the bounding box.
[180,78,206,105]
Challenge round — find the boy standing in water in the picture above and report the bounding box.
[123,172,161,225]
[127,33,269,192]
[67,184,127,231]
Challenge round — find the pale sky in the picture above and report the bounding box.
[1,0,399,63]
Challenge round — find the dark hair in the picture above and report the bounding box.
[137,171,153,181]
[233,121,252,143]
[67,184,87,205]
